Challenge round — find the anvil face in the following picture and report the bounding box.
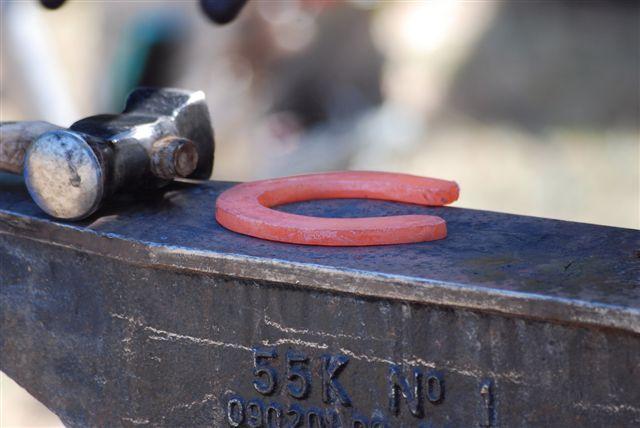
[1,173,639,427]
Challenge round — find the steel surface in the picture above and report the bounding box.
[1,173,639,427]
[2,87,215,220]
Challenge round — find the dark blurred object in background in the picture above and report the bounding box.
[447,0,640,131]
[268,5,383,129]
[38,0,65,10]
[200,0,248,25]
[109,11,190,109]
[39,0,249,25]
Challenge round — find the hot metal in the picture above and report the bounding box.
[215,171,459,246]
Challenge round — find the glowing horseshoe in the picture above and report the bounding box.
[215,171,459,246]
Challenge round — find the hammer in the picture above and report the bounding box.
[0,87,215,220]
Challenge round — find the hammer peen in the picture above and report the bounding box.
[0,87,215,220]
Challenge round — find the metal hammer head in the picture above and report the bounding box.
[22,88,215,220]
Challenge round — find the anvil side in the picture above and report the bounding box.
[1,172,638,427]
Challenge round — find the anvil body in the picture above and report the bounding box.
[0,173,638,427]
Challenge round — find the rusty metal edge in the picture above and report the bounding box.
[1,209,639,336]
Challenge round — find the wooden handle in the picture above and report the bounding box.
[0,121,62,174]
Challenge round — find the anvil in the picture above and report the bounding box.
[0,173,638,427]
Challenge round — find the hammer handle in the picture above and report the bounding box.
[0,121,61,174]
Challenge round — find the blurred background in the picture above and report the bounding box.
[0,0,638,426]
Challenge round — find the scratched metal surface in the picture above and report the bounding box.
[2,233,640,427]
[1,173,640,427]
[0,173,638,332]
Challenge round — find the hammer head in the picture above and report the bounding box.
[23,88,215,220]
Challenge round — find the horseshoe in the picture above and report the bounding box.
[215,171,459,246]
